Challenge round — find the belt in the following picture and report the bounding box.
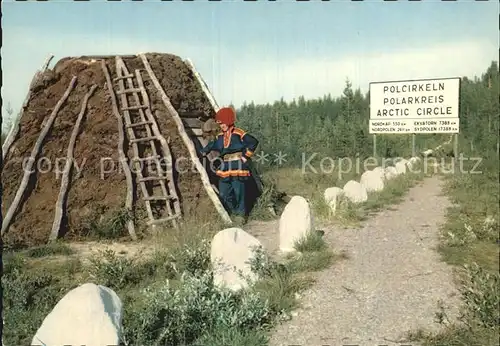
[223,153,243,161]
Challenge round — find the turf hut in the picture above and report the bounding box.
[1,53,232,248]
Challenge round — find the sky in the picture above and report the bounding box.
[1,0,498,130]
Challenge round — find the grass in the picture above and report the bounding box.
[408,154,500,346]
[3,158,426,346]
[2,213,341,346]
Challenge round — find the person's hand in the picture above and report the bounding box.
[241,156,247,163]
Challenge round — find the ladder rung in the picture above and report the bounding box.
[114,73,134,80]
[139,175,168,182]
[130,136,157,143]
[117,88,142,94]
[127,121,153,128]
[147,214,181,225]
[133,155,161,162]
[122,104,148,111]
[143,195,176,201]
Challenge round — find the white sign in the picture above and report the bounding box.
[369,77,460,134]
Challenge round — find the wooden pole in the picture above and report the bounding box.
[372,134,377,158]
[101,60,138,240]
[139,53,232,225]
[2,54,54,161]
[412,134,416,157]
[49,84,97,242]
[2,76,77,236]
[0,81,4,345]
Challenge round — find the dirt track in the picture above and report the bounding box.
[266,176,460,346]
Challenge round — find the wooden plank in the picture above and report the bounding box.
[116,88,142,94]
[183,58,219,160]
[2,76,77,236]
[101,60,137,241]
[139,53,232,225]
[147,213,181,225]
[121,104,148,111]
[49,84,97,242]
[184,58,220,110]
[130,136,157,143]
[126,120,152,128]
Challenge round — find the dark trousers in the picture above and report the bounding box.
[218,177,246,216]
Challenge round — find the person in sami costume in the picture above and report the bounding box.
[200,107,259,223]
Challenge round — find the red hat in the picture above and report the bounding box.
[215,107,236,125]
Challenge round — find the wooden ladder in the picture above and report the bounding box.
[114,56,181,228]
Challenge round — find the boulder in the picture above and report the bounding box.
[360,170,384,192]
[372,166,385,180]
[395,159,409,174]
[324,187,344,213]
[408,156,421,170]
[31,283,123,346]
[342,180,368,203]
[211,227,263,291]
[384,166,398,180]
[279,195,314,253]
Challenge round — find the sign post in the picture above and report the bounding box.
[369,77,461,159]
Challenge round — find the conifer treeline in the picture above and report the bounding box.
[236,62,499,167]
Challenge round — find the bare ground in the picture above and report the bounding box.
[262,176,460,346]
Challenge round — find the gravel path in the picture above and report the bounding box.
[266,176,460,346]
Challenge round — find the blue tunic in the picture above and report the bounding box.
[200,126,259,178]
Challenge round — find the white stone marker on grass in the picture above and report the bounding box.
[372,166,385,180]
[31,283,123,346]
[279,195,314,253]
[384,166,398,180]
[343,180,368,203]
[395,159,409,175]
[408,156,421,170]
[324,187,344,213]
[211,227,263,291]
[360,170,385,192]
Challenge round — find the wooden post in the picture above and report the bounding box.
[2,76,77,236]
[372,134,377,158]
[411,134,416,157]
[0,82,4,345]
[183,58,218,161]
[139,53,232,225]
[2,54,54,161]
[101,60,138,240]
[453,133,459,171]
[49,84,98,242]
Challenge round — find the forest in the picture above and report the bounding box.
[236,61,499,169]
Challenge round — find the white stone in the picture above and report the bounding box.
[408,156,421,170]
[395,159,408,174]
[384,166,398,180]
[31,283,123,346]
[372,166,385,180]
[360,170,385,192]
[211,227,263,291]
[324,187,344,213]
[342,180,368,203]
[279,195,314,253]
